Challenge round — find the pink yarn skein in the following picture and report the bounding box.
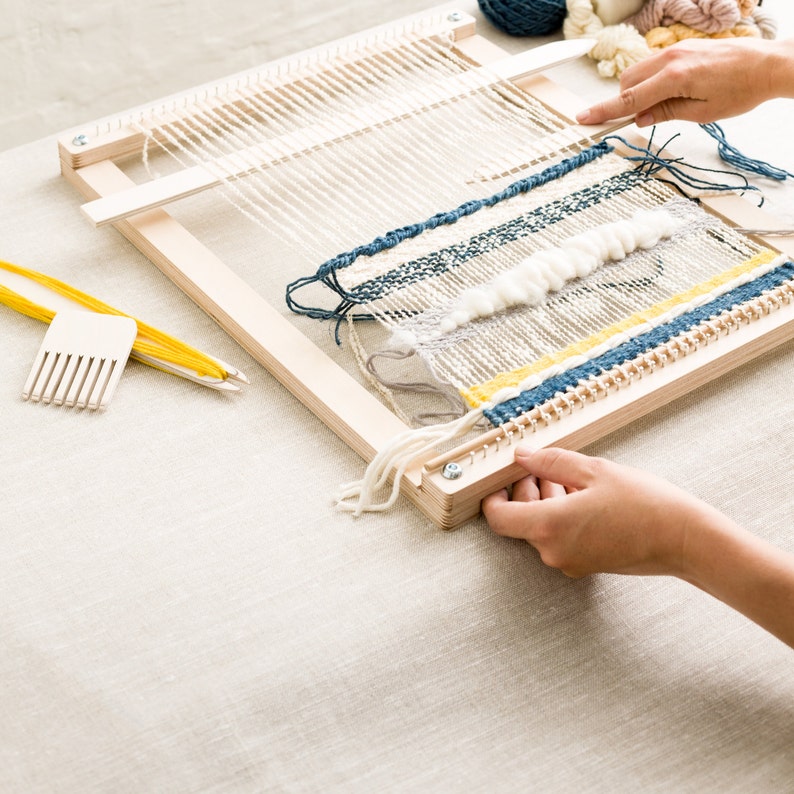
[625,0,745,35]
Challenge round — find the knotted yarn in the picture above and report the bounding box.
[478,0,568,36]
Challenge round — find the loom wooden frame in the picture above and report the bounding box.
[58,7,794,529]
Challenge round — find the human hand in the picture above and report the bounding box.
[482,446,721,579]
[576,38,792,127]
[484,446,794,648]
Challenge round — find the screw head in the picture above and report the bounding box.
[72,134,89,146]
[447,11,463,22]
[441,462,463,480]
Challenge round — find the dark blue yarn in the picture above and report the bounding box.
[315,141,612,279]
[604,132,762,204]
[346,169,641,304]
[483,260,794,425]
[478,0,567,36]
[700,123,794,182]
[285,141,614,324]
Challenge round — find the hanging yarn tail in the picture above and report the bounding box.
[604,130,762,203]
[699,122,794,182]
[336,407,490,515]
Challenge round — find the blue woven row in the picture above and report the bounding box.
[345,169,643,304]
[285,141,614,322]
[484,260,794,425]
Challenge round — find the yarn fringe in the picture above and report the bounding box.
[336,406,488,515]
[605,130,762,203]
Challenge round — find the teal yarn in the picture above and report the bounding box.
[478,0,567,36]
[700,123,794,183]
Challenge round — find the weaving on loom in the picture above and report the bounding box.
[57,7,794,528]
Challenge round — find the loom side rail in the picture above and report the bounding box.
[59,159,416,472]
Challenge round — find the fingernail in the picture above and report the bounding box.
[576,109,592,124]
[515,444,535,459]
[635,111,653,127]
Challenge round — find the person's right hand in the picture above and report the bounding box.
[577,37,793,127]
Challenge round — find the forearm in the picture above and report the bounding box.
[681,508,794,648]
[767,38,794,101]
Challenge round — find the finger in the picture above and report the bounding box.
[538,478,567,499]
[576,94,635,125]
[515,445,600,491]
[482,486,508,513]
[511,474,539,503]
[617,49,669,91]
[482,495,533,539]
[577,67,682,126]
[640,97,714,125]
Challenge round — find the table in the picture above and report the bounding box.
[1,4,793,791]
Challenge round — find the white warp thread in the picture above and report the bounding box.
[438,208,684,335]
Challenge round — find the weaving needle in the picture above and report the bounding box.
[734,228,794,237]
[131,351,244,391]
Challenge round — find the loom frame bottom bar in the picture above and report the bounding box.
[58,8,794,530]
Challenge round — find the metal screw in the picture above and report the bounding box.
[72,134,89,146]
[441,462,463,480]
[447,11,463,22]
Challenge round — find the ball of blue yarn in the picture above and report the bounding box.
[478,0,567,36]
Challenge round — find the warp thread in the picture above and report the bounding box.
[338,254,792,515]
[285,141,614,333]
[288,131,774,338]
[438,208,683,333]
[485,257,794,423]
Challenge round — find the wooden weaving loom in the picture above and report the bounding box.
[58,7,794,529]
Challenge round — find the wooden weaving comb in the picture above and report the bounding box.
[22,310,137,410]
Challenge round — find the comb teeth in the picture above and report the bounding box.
[22,311,138,410]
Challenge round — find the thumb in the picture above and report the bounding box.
[514,446,598,491]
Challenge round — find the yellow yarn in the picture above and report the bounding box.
[0,259,227,381]
[646,21,759,49]
[462,249,778,406]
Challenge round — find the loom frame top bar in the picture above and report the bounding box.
[57,7,794,529]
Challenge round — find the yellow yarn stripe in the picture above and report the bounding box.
[462,249,778,406]
[0,259,227,380]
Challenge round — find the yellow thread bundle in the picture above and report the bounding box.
[0,258,227,381]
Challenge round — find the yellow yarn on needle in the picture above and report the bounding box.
[0,258,227,381]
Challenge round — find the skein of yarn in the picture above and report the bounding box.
[625,0,753,35]
[478,0,568,36]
